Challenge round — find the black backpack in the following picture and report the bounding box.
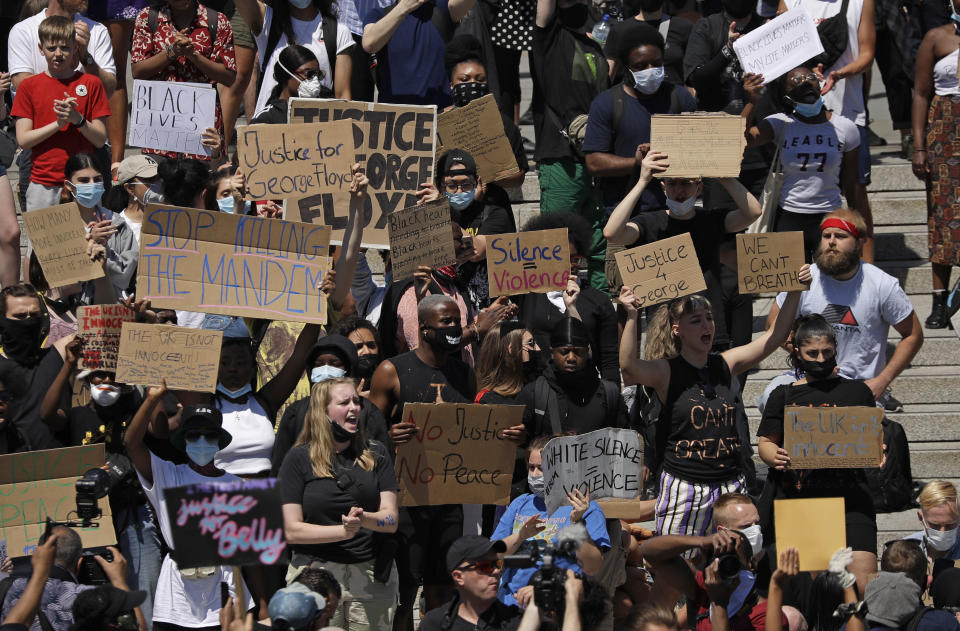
[805,0,851,71]
[532,375,621,436]
[865,418,916,513]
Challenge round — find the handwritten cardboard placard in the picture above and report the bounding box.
[128,80,217,155]
[650,114,746,178]
[436,94,519,183]
[775,497,846,571]
[736,231,808,294]
[733,6,824,83]
[115,323,223,392]
[162,478,286,568]
[388,198,456,280]
[22,203,104,287]
[287,98,437,248]
[486,229,570,297]
[783,406,883,469]
[237,120,355,200]
[395,403,521,506]
[77,304,136,372]
[0,445,115,557]
[137,204,331,324]
[541,429,642,515]
[615,233,707,308]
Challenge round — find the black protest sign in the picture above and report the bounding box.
[163,478,287,569]
[287,98,436,247]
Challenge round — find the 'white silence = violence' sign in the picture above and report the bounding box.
[732,6,824,83]
[541,428,642,515]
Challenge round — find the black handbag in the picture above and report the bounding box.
[806,0,851,71]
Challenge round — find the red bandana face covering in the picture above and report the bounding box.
[435,265,456,279]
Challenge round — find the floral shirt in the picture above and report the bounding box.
[131,2,235,160]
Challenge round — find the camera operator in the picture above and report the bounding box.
[418,535,522,631]
[638,493,783,631]
[514,570,610,631]
[0,526,135,631]
[49,368,163,626]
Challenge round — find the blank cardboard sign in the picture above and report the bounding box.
[650,114,746,178]
[736,231,809,294]
[615,233,707,308]
[775,497,846,571]
[784,406,883,469]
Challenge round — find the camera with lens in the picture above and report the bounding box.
[503,538,581,619]
[77,546,113,585]
[75,468,111,526]
[714,553,742,580]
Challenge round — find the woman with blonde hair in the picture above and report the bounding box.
[618,267,810,537]
[278,377,399,631]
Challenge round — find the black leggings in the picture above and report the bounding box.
[774,208,826,262]
[493,45,523,119]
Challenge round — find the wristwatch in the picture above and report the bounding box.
[75,114,87,128]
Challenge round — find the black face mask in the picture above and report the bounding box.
[356,355,380,384]
[799,356,837,380]
[329,420,357,443]
[558,3,590,29]
[523,350,544,383]
[452,81,490,107]
[424,324,463,352]
[0,314,50,365]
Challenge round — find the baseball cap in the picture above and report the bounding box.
[170,405,232,452]
[446,535,506,573]
[863,571,922,627]
[268,584,326,629]
[72,585,147,622]
[116,155,159,184]
[437,149,478,178]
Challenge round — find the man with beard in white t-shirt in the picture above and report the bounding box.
[766,209,923,411]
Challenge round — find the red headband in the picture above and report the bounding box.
[821,218,860,239]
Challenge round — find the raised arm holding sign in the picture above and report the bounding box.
[650,114,746,178]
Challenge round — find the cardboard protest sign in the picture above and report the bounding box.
[237,120,355,201]
[487,229,570,297]
[116,323,223,392]
[650,114,746,178]
[128,80,217,155]
[287,98,437,248]
[22,203,104,287]
[436,94,519,183]
[77,304,136,372]
[541,429,642,515]
[163,478,286,569]
[733,6,824,83]
[783,406,883,469]
[615,233,707,308]
[736,231,809,294]
[137,204,332,324]
[395,403,521,506]
[0,445,115,557]
[388,198,457,280]
[775,497,846,571]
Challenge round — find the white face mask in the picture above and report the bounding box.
[631,65,665,95]
[923,515,959,552]
[740,524,763,558]
[298,76,324,98]
[89,383,121,407]
[665,195,697,217]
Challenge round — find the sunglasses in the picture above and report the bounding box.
[458,558,503,574]
[299,68,325,81]
[788,73,819,87]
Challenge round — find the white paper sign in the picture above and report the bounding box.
[541,428,643,515]
[128,80,216,155]
[732,6,824,83]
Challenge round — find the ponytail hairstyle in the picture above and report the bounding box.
[268,45,320,102]
[643,294,712,359]
[788,314,837,374]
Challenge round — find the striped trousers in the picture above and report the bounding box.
[655,470,747,536]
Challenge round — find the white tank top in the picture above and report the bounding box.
[934,48,960,96]
[214,395,276,475]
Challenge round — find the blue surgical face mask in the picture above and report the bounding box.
[185,436,220,466]
[792,97,824,118]
[631,65,665,95]
[952,8,960,22]
[444,190,475,211]
[217,196,236,213]
[288,0,313,8]
[74,182,105,209]
[310,364,346,384]
[216,383,252,399]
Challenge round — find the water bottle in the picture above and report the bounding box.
[592,14,611,45]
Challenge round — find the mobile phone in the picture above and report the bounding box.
[577,268,589,285]
[461,234,473,250]
[221,582,230,608]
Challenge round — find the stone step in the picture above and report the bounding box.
[746,404,960,444]
[874,226,928,261]
[869,192,927,226]
[751,448,959,486]
[866,163,925,193]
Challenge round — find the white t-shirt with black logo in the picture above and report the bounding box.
[765,112,860,214]
[776,263,915,380]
